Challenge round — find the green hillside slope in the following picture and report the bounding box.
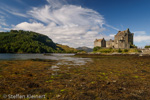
[0,30,77,53]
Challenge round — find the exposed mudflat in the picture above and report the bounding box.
[0,55,150,100]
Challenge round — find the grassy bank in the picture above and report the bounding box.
[93,47,141,54]
[0,56,150,99]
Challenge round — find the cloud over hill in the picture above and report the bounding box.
[14,0,112,48]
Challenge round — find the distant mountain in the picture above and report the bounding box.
[0,30,78,53]
[76,46,93,52]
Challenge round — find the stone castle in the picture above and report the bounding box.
[94,28,134,49]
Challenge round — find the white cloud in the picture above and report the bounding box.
[0,15,11,32]
[134,35,150,43]
[109,34,115,37]
[133,31,150,43]
[0,16,8,26]
[105,24,119,31]
[46,0,67,8]
[1,0,148,48]
[15,0,27,6]
[14,21,110,48]
[14,0,111,48]
[133,30,150,47]
[0,11,6,15]
[0,4,27,18]
[27,4,105,26]
[15,22,45,31]
[134,31,146,35]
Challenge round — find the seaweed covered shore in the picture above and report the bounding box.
[0,55,150,99]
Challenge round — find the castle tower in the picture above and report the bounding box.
[94,38,106,47]
[114,28,134,49]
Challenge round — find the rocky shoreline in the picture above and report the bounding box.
[76,52,150,56]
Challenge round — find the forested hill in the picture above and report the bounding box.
[0,30,78,53]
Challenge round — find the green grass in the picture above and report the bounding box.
[93,48,141,54]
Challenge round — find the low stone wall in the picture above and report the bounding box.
[142,48,150,54]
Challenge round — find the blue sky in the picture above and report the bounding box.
[0,0,150,48]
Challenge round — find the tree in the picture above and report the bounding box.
[118,48,122,53]
[145,45,150,48]
[93,46,101,51]
[0,30,77,53]
[130,44,137,48]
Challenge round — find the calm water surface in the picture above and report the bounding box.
[0,53,92,65]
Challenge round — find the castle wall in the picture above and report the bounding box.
[114,32,131,49]
[94,42,102,47]
[128,33,134,45]
[106,41,115,48]
[94,29,134,49]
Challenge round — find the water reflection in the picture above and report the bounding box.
[0,53,92,65]
[50,65,60,71]
[0,53,92,75]
[48,54,92,75]
[50,54,92,66]
[50,65,60,76]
